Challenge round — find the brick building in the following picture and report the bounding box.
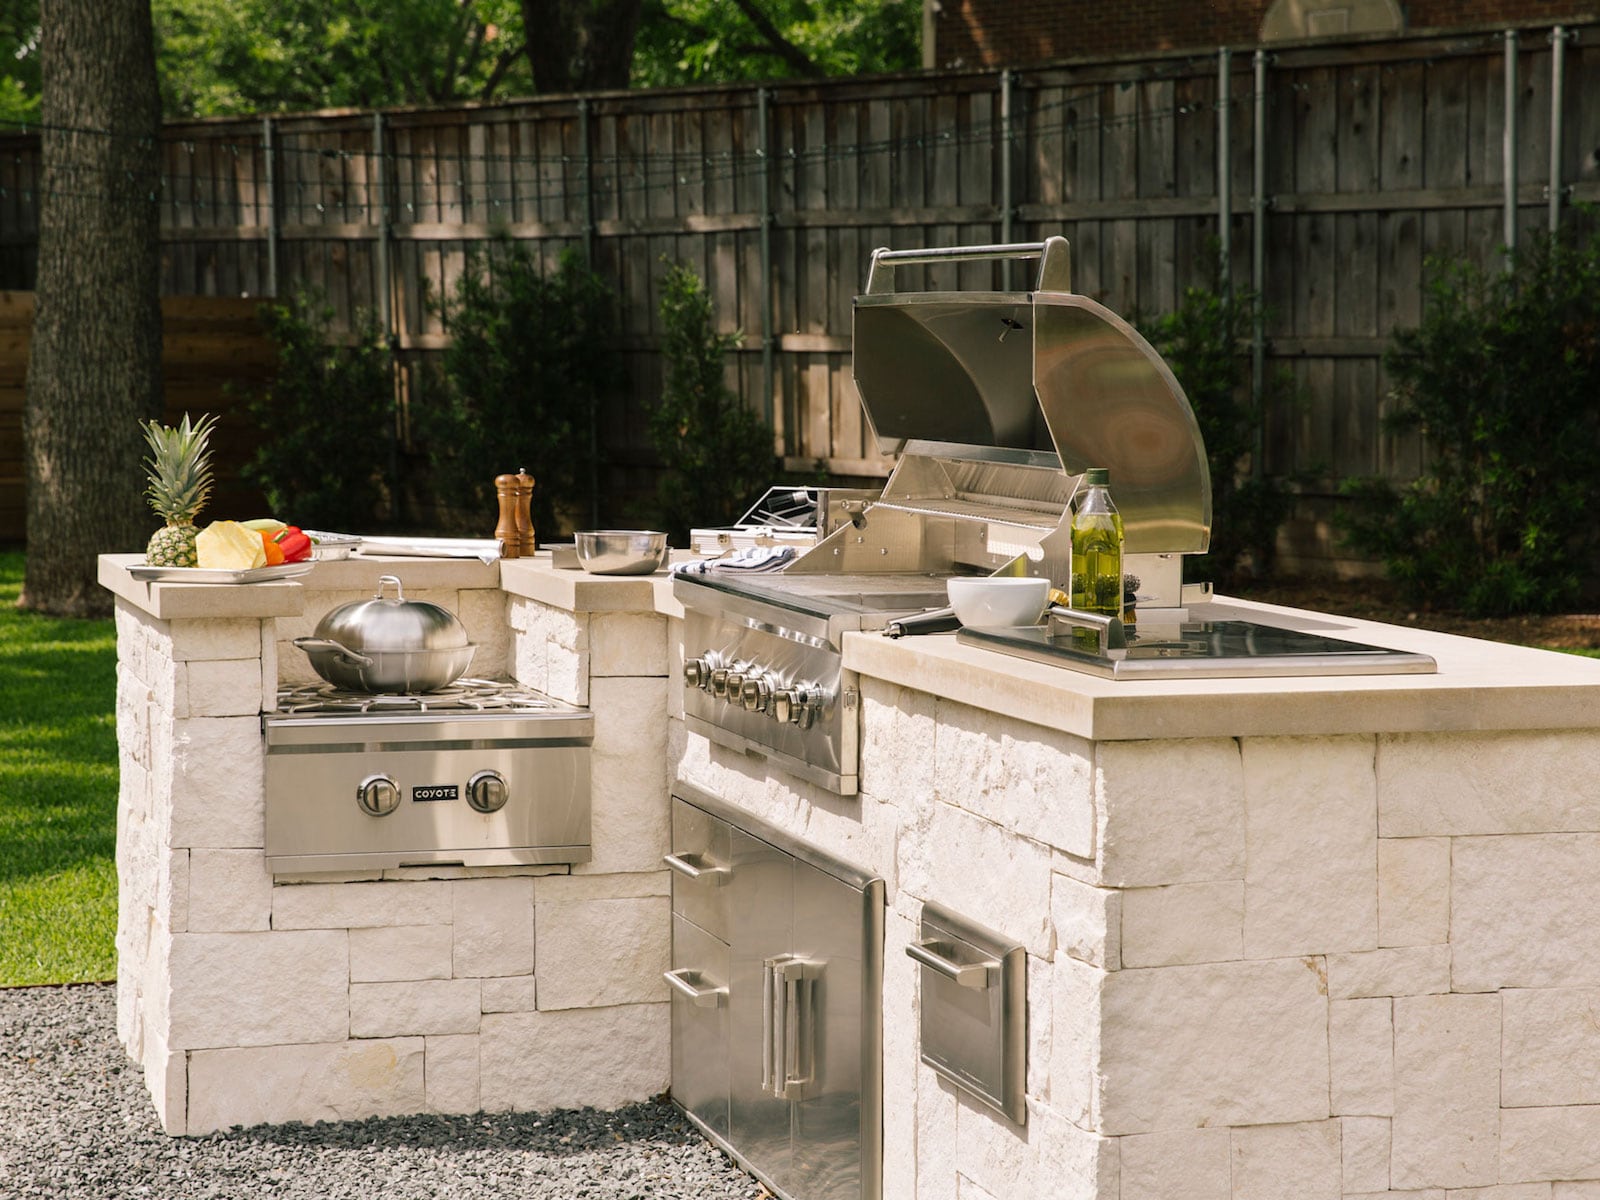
[927,0,1600,69]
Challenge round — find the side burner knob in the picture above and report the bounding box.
[357,773,401,817]
[467,769,510,814]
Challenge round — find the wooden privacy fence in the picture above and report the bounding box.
[2,19,1598,560]
[0,293,274,541]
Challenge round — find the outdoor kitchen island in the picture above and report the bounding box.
[104,550,1600,1199]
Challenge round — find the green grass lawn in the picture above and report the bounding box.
[0,548,119,986]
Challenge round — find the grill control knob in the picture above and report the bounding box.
[771,688,794,723]
[709,668,730,698]
[724,670,746,701]
[684,657,709,688]
[740,675,772,713]
[357,773,401,817]
[467,769,510,814]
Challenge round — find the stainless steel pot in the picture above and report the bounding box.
[294,575,477,692]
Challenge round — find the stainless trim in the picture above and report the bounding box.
[267,736,594,754]
[683,713,857,796]
[264,845,590,872]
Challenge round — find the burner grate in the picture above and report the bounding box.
[275,677,560,715]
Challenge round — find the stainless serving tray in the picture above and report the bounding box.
[128,562,315,584]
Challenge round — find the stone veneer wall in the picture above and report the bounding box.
[670,654,1600,1200]
[113,581,672,1135]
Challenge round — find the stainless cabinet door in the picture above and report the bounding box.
[669,797,732,943]
[727,825,795,1189]
[667,914,731,1140]
[789,860,883,1200]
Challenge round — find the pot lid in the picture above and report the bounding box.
[313,575,470,653]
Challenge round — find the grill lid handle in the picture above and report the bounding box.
[865,236,1071,296]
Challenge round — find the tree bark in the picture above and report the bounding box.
[521,0,643,92]
[22,0,163,617]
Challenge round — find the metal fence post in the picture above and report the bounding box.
[999,69,1015,290]
[758,87,776,437]
[1217,47,1232,293]
[1549,26,1571,233]
[262,116,278,297]
[579,98,595,265]
[1251,49,1269,478]
[1503,29,1519,265]
[372,111,402,524]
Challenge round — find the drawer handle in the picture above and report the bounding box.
[907,940,997,989]
[663,852,729,885]
[663,968,726,1008]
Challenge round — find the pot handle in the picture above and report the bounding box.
[375,574,405,601]
[293,636,375,668]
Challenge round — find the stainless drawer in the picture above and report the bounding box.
[668,797,732,943]
[667,913,731,1140]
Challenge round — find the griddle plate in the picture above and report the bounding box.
[958,618,1437,680]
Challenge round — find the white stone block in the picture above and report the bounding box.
[1026,954,1053,1104]
[932,700,1096,860]
[532,870,668,903]
[1391,992,1501,1190]
[259,622,277,713]
[1025,1103,1119,1200]
[1453,834,1600,992]
[479,1003,668,1111]
[349,925,453,983]
[884,908,921,1200]
[1119,881,1241,968]
[1555,1183,1600,1199]
[1501,1107,1600,1183]
[1098,958,1329,1135]
[481,975,538,1013]
[917,1064,960,1200]
[956,1176,997,1200]
[1327,944,1451,1000]
[956,1094,1034,1199]
[1228,1119,1341,1200]
[185,658,266,717]
[169,930,349,1049]
[583,676,671,875]
[1096,739,1244,888]
[458,587,512,679]
[1056,876,1120,972]
[591,612,668,677]
[1241,735,1378,958]
[1049,954,1103,1129]
[534,896,668,1010]
[350,979,482,1037]
[143,1035,187,1136]
[426,1033,480,1114]
[1379,730,1600,837]
[1330,997,1394,1116]
[159,846,190,935]
[166,716,265,849]
[1502,987,1600,1107]
[187,848,272,932]
[168,617,264,662]
[900,800,1053,958]
[1379,836,1451,947]
[1446,1187,1555,1199]
[272,880,452,929]
[1117,1127,1230,1200]
[187,1038,425,1133]
[1342,1116,1392,1194]
[451,877,536,978]
[861,680,938,811]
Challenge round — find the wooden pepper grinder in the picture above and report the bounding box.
[494,473,521,559]
[514,468,536,556]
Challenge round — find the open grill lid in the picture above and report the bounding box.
[788,238,1211,588]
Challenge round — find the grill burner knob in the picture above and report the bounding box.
[771,688,794,723]
[467,769,509,814]
[724,670,746,701]
[740,675,772,713]
[357,773,401,817]
[683,657,709,688]
[709,667,730,698]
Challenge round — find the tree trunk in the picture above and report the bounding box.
[521,0,642,92]
[22,0,163,617]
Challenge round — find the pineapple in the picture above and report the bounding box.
[142,412,219,567]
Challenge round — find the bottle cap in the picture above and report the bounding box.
[1083,467,1110,486]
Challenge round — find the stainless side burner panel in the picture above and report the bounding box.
[263,680,593,873]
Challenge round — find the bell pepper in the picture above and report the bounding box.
[259,531,286,566]
[274,526,314,563]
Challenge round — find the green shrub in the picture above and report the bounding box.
[649,261,775,543]
[1338,222,1600,616]
[1139,269,1292,586]
[418,243,621,539]
[245,287,394,530]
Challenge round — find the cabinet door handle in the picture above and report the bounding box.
[663,968,726,1008]
[662,853,729,885]
[907,940,997,989]
[763,955,821,1099]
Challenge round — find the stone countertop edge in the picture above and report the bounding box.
[843,594,1600,742]
[498,554,683,616]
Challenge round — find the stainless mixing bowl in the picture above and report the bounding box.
[574,530,669,575]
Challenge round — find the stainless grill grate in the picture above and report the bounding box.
[274,677,560,715]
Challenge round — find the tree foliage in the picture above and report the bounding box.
[0,0,40,127]
[1338,221,1600,616]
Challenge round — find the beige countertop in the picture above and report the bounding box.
[102,552,1600,741]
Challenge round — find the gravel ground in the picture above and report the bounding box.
[0,983,766,1200]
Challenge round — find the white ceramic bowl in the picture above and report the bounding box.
[946,576,1050,627]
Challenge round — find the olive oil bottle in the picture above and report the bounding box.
[1070,468,1124,618]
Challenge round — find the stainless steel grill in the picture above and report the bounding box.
[263,678,592,873]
